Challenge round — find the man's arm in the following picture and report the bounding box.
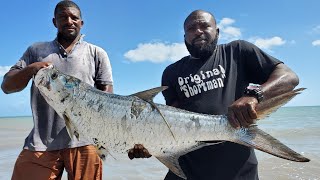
[1,62,52,94]
[259,63,299,99]
[228,63,299,128]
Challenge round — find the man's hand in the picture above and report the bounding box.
[127,144,152,160]
[28,61,52,75]
[227,96,259,129]
[1,61,52,94]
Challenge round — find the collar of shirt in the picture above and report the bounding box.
[54,34,85,57]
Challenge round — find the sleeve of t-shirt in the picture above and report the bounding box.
[10,46,33,71]
[94,47,113,86]
[161,65,178,106]
[240,40,282,84]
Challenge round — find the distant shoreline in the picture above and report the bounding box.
[0,115,32,118]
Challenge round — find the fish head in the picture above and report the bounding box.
[34,65,81,113]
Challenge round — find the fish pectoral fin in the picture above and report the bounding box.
[235,126,310,162]
[95,145,109,161]
[155,155,186,179]
[131,86,176,141]
[148,101,176,141]
[92,138,115,161]
[130,86,168,101]
[63,112,79,140]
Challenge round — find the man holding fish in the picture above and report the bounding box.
[129,10,300,180]
[1,1,113,179]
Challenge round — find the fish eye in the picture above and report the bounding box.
[51,72,58,80]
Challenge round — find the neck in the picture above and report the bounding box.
[57,34,81,52]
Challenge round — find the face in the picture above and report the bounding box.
[184,11,219,59]
[53,7,83,41]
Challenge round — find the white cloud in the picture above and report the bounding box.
[312,25,320,33]
[0,66,11,77]
[124,17,242,63]
[251,36,286,50]
[219,18,235,26]
[223,27,241,38]
[312,40,320,46]
[124,42,188,63]
[124,17,290,63]
[217,17,242,42]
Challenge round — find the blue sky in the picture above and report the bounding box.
[0,0,319,116]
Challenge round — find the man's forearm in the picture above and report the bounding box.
[261,64,299,100]
[1,62,52,94]
[1,68,34,94]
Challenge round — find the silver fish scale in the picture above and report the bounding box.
[67,85,239,155]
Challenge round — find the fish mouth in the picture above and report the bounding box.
[34,65,55,87]
[35,74,54,104]
[37,76,46,88]
[34,72,50,90]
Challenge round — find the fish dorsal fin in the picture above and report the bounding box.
[256,88,306,119]
[131,86,168,101]
[131,86,177,141]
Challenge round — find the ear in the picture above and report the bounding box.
[80,20,84,27]
[52,18,57,28]
[216,28,220,37]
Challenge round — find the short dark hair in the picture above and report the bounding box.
[184,10,216,27]
[54,0,82,18]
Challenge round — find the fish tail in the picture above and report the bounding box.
[255,88,306,119]
[234,88,310,162]
[234,125,310,162]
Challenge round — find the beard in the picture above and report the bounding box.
[57,31,79,42]
[185,35,218,59]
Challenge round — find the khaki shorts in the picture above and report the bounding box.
[11,145,102,180]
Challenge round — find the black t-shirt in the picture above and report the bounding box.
[161,40,282,180]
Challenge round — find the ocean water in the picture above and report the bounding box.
[0,106,319,180]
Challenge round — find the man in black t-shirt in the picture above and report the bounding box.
[128,10,299,180]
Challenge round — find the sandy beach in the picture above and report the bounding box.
[1,106,319,180]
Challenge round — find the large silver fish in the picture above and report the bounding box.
[34,65,309,179]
